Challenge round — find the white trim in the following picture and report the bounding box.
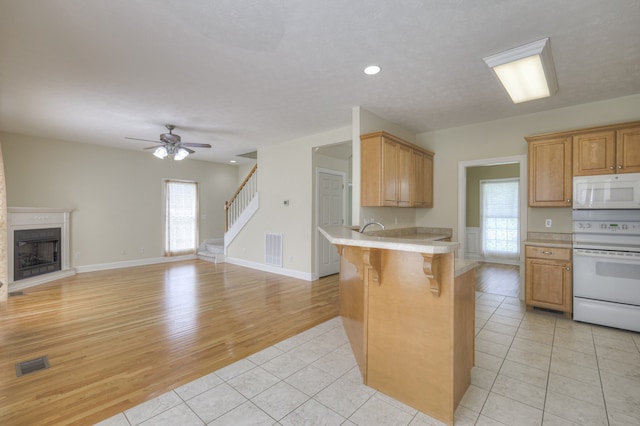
[224,193,259,249]
[8,207,73,285]
[9,269,77,292]
[465,227,481,257]
[75,254,197,273]
[315,167,346,278]
[458,155,527,299]
[225,256,314,281]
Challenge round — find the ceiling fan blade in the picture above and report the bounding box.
[144,146,161,150]
[183,147,196,154]
[125,137,162,144]
[182,143,212,148]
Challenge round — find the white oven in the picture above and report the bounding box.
[573,172,640,209]
[573,210,640,332]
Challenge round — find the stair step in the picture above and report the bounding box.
[205,244,224,254]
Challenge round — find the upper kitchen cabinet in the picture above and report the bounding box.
[616,125,640,174]
[361,131,434,208]
[573,125,640,175]
[573,131,616,176]
[412,150,434,208]
[526,135,572,207]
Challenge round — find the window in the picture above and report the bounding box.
[480,178,519,258]
[164,180,198,256]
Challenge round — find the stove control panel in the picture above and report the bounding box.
[574,221,640,234]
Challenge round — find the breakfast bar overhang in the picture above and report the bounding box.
[319,226,478,425]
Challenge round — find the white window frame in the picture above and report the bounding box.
[480,177,520,259]
[163,179,199,256]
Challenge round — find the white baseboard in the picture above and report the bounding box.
[75,254,198,274]
[9,269,77,292]
[225,256,313,281]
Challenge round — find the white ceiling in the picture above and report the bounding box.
[1,0,639,164]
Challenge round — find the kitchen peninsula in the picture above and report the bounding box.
[319,226,477,425]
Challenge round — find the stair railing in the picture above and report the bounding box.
[225,164,258,231]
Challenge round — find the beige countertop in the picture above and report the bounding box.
[319,225,459,254]
[454,258,479,277]
[524,232,573,249]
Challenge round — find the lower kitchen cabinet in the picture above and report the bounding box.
[525,245,572,318]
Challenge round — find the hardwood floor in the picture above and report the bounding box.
[0,261,340,426]
[475,262,521,298]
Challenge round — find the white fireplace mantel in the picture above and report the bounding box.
[8,207,76,291]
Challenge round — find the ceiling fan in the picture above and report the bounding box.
[125,124,212,160]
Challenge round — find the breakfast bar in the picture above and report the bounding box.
[319,226,477,425]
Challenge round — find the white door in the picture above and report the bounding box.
[318,171,343,277]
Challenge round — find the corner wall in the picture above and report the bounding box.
[226,126,351,278]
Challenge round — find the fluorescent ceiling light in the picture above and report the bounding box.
[483,38,558,103]
[364,65,381,75]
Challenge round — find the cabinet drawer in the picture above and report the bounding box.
[525,246,571,261]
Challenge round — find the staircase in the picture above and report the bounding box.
[197,239,225,263]
[199,164,258,264]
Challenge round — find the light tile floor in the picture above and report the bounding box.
[97,293,640,426]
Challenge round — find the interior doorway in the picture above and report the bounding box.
[317,169,345,277]
[458,155,527,299]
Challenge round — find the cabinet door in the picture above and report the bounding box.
[573,131,616,176]
[382,138,399,206]
[528,137,572,207]
[412,151,425,207]
[616,125,640,174]
[423,153,434,208]
[525,258,572,312]
[397,144,412,207]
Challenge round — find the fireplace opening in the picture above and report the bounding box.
[14,228,62,281]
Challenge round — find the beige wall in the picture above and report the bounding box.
[0,142,7,301]
[466,164,520,227]
[226,126,351,276]
[1,132,238,268]
[416,94,640,241]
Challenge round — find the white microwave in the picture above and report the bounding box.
[573,173,640,209]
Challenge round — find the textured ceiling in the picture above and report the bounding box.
[1,0,639,164]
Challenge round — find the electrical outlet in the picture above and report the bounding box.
[75,252,80,260]
[545,219,552,228]
[140,247,144,254]
[122,249,126,255]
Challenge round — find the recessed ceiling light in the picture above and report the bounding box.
[364,65,381,75]
[229,160,237,163]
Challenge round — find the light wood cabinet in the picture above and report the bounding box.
[573,131,616,176]
[527,136,572,207]
[527,121,640,208]
[411,150,434,208]
[616,125,640,174]
[573,127,640,175]
[525,245,572,317]
[361,131,434,208]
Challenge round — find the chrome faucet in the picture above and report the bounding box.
[359,221,385,233]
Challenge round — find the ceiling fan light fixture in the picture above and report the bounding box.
[174,148,189,161]
[153,146,168,159]
[483,38,558,103]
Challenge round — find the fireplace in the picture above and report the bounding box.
[8,207,75,290]
[14,228,62,281]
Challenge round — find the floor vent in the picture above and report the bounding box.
[16,356,50,377]
[265,233,283,267]
[9,291,24,297]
